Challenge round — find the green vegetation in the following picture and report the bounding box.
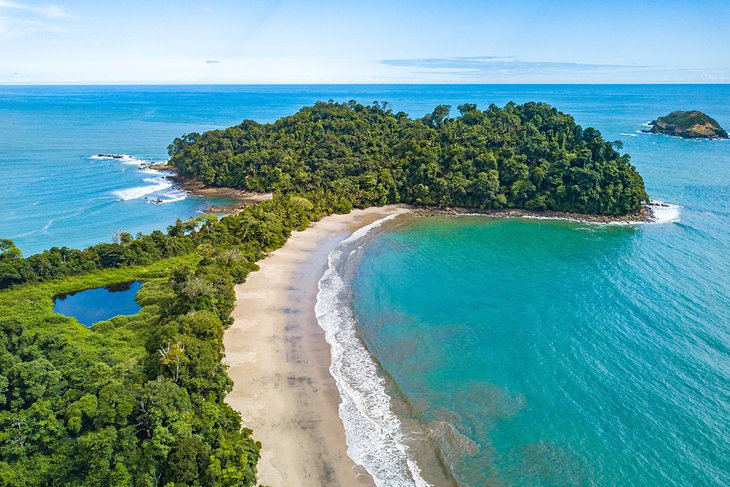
[169,101,648,215]
[0,259,261,486]
[0,196,332,485]
[0,101,652,485]
[649,110,728,139]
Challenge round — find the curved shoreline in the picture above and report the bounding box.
[223,205,412,486]
[411,204,657,224]
[315,213,431,486]
[222,201,680,486]
[143,157,663,223]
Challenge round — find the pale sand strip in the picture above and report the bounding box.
[224,205,412,487]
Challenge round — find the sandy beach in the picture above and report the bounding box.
[224,205,412,487]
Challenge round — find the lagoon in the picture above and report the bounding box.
[53,281,143,327]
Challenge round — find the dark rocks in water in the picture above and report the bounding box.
[648,110,728,139]
[96,153,128,159]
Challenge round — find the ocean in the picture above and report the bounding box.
[3,85,729,485]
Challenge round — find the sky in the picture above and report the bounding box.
[1,0,730,84]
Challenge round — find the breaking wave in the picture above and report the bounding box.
[94,153,184,203]
[112,178,173,201]
[648,201,681,224]
[315,215,430,487]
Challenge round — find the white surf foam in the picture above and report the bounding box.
[315,214,430,487]
[112,177,173,201]
[157,189,188,204]
[89,153,147,165]
[648,201,681,224]
[621,132,639,137]
[458,201,681,226]
[96,153,181,202]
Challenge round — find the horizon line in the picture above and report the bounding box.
[2,82,730,86]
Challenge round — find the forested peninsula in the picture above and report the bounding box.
[169,101,648,216]
[0,101,649,486]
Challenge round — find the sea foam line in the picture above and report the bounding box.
[112,177,173,201]
[90,153,146,165]
[94,153,184,203]
[158,188,188,204]
[648,202,681,224]
[456,201,680,226]
[315,214,430,487]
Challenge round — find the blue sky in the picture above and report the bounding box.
[1,0,729,83]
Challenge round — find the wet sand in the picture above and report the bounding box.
[224,205,412,487]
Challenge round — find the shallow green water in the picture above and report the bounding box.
[356,214,725,484]
[341,85,730,486]
[355,217,730,485]
[352,209,728,485]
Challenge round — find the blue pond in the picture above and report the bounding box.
[54,281,143,327]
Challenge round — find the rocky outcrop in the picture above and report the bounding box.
[649,110,728,139]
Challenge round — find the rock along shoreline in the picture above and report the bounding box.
[411,203,658,224]
[141,159,658,224]
[146,164,273,212]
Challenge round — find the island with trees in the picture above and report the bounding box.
[648,110,729,139]
[169,101,649,217]
[0,101,650,485]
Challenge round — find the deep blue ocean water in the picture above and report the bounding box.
[2,85,728,485]
[3,84,728,254]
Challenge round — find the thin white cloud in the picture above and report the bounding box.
[0,0,70,19]
[377,56,730,83]
[0,15,63,39]
[382,56,649,73]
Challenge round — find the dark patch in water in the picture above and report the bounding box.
[53,281,143,327]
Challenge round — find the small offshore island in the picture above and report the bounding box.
[0,101,653,486]
[648,110,729,139]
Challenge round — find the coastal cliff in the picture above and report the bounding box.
[649,110,729,139]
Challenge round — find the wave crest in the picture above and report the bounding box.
[648,201,681,224]
[112,177,173,201]
[95,153,184,203]
[90,153,146,165]
[315,214,430,487]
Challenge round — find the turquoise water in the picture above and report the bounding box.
[3,84,729,255]
[349,89,730,484]
[3,85,729,485]
[353,216,728,485]
[54,280,142,327]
